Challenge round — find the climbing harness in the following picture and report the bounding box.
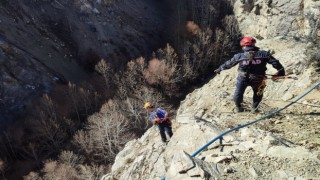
[149,107,171,125]
[257,75,298,96]
[257,79,266,96]
[150,110,163,123]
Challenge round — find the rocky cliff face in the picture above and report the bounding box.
[104,0,320,179]
[0,0,172,121]
[235,0,320,39]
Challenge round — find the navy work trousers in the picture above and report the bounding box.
[233,76,263,108]
[157,121,173,142]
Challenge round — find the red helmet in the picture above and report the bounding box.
[240,36,256,47]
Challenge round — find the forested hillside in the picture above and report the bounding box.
[0,0,241,179]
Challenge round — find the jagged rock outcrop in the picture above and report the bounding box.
[235,0,320,39]
[104,0,320,179]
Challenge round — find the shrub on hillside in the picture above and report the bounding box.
[72,101,129,163]
[180,27,235,82]
[114,57,146,100]
[58,150,84,168]
[144,44,182,96]
[42,161,78,180]
[112,57,163,130]
[0,84,101,170]
[21,87,100,158]
[67,82,101,121]
[95,59,112,91]
[24,159,107,180]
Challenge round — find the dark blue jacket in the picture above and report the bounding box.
[217,48,285,76]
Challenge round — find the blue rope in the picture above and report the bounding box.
[191,82,320,157]
[160,82,320,180]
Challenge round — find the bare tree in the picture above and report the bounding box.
[73,101,129,163]
[95,59,112,90]
[42,160,79,180]
[58,151,84,168]
[144,44,182,96]
[180,28,215,80]
[26,95,67,157]
[114,57,146,100]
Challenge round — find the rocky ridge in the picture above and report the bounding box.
[103,0,320,179]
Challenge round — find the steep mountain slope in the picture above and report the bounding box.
[104,38,320,180]
[0,0,172,122]
[103,0,320,179]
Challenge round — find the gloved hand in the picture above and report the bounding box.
[214,68,221,74]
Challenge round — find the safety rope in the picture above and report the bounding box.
[160,83,320,180]
[191,81,320,157]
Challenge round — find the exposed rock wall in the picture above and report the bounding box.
[234,0,320,39]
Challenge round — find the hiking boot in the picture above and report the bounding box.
[162,140,169,145]
[236,106,244,113]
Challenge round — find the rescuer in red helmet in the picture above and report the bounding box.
[214,36,285,113]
